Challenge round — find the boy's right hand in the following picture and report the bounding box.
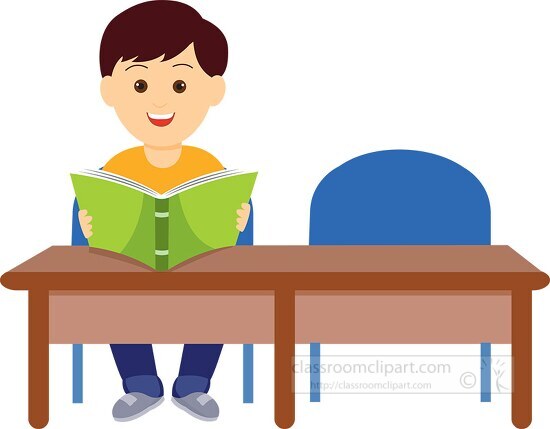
[78,209,93,238]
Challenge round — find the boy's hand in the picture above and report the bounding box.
[78,209,93,239]
[236,203,251,232]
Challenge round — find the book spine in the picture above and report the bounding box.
[154,198,170,271]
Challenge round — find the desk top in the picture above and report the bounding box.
[1,245,548,292]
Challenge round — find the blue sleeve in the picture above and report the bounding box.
[236,199,253,246]
[71,198,89,246]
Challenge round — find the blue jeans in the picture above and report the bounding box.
[110,344,223,398]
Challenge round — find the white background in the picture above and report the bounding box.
[1,0,549,428]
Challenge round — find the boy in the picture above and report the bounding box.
[77,1,250,422]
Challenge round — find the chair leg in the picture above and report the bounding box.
[481,342,491,403]
[310,342,321,402]
[72,344,83,404]
[243,344,254,403]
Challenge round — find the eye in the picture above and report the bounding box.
[134,79,148,93]
[173,80,186,93]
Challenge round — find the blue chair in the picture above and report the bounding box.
[308,149,491,401]
[71,198,255,404]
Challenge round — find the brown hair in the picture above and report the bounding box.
[100,1,228,77]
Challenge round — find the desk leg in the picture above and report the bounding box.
[512,290,532,429]
[29,289,49,428]
[274,289,295,429]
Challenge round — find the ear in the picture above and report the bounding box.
[100,76,115,107]
[208,75,226,106]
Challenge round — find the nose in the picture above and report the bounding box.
[153,102,167,108]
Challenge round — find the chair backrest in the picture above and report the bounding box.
[71,199,254,246]
[310,150,490,245]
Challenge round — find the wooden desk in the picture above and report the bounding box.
[1,245,548,429]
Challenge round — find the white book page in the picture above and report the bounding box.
[73,169,160,198]
[163,169,243,198]
[73,168,254,199]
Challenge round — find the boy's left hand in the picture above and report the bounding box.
[236,202,251,232]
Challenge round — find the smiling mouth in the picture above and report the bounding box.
[147,112,175,127]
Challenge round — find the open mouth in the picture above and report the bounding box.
[147,112,175,127]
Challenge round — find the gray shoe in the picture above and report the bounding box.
[171,392,219,421]
[112,392,164,422]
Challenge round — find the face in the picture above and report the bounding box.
[100,43,225,147]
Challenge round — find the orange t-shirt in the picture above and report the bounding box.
[103,146,224,193]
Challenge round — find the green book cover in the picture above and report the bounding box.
[71,169,257,270]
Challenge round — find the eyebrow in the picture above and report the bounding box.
[125,64,148,71]
[173,63,193,69]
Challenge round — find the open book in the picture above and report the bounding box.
[71,169,257,270]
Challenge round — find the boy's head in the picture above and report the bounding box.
[99,1,227,147]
